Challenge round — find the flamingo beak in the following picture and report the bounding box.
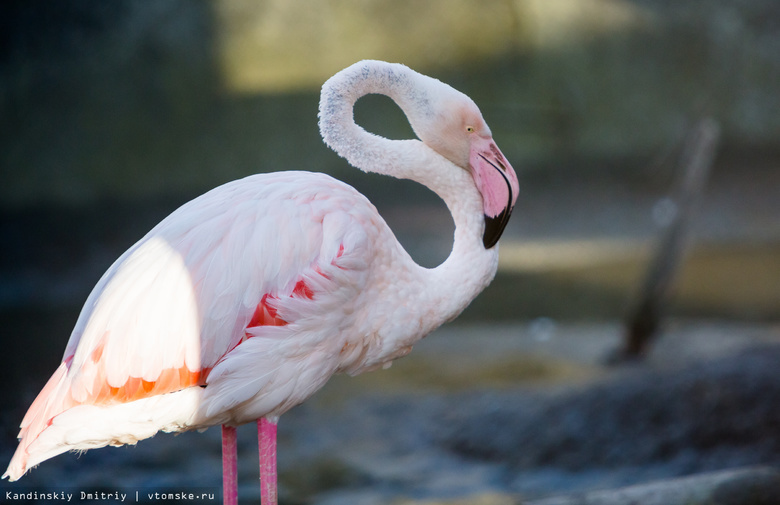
[469,137,520,248]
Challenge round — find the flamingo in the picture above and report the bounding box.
[3,60,519,504]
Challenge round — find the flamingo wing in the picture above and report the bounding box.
[10,171,376,475]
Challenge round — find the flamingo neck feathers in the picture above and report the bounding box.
[319,60,498,331]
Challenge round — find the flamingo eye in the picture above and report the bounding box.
[466,126,475,133]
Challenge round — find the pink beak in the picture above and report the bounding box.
[469,136,520,248]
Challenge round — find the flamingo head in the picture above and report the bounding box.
[411,88,520,249]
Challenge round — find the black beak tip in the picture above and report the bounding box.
[483,208,513,249]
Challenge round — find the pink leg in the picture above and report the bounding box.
[258,417,278,505]
[222,425,238,505]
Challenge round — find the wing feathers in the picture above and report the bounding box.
[8,172,379,479]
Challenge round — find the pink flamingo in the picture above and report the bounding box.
[3,60,519,504]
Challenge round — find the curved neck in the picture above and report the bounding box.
[319,61,498,328]
[319,61,427,180]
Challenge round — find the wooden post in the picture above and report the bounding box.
[620,118,720,359]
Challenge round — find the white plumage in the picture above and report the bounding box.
[4,60,519,504]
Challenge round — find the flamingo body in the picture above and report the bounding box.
[5,60,520,502]
[7,171,411,473]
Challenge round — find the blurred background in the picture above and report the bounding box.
[1,1,778,504]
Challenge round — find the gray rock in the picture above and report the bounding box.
[526,467,780,505]
[438,346,780,491]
